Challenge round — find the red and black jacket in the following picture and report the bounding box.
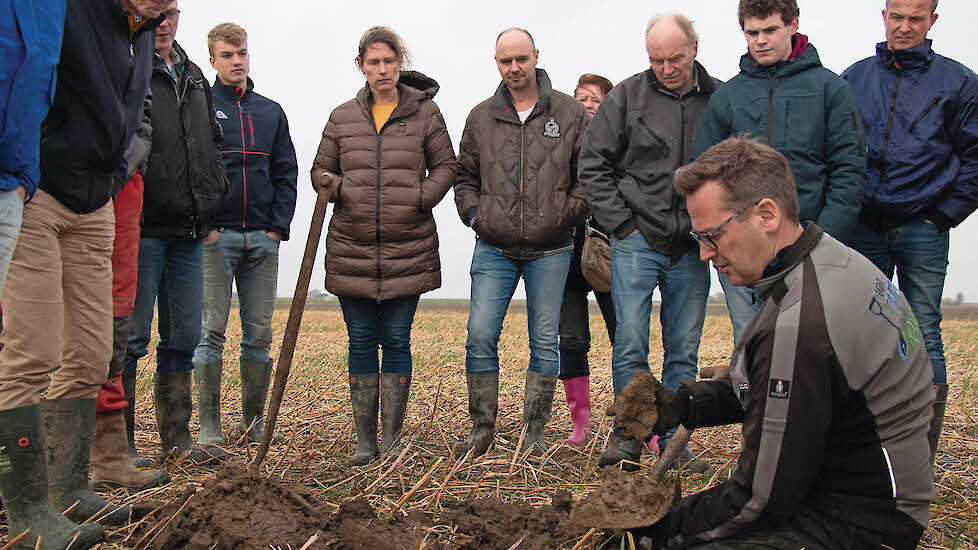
[210,77,297,239]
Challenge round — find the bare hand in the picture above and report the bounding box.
[203,230,221,245]
[266,231,283,242]
[15,185,27,202]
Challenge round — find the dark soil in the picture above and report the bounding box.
[442,491,589,549]
[570,467,680,529]
[612,370,659,442]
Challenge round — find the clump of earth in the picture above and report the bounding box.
[610,369,659,442]
[570,467,680,529]
[442,490,588,549]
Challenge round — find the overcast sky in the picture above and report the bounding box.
[175,1,978,302]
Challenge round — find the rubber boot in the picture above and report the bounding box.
[236,358,272,443]
[380,373,411,455]
[0,404,105,549]
[598,426,643,472]
[194,361,224,445]
[929,383,948,465]
[121,370,153,468]
[90,409,170,491]
[154,371,226,464]
[42,398,132,526]
[348,374,379,466]
[562,376,591,446]
[521,371,557,455]
[453,372,499,459]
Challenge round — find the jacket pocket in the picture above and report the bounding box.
[908,97,941,133]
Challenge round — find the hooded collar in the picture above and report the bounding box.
[751,222,823,298]
[739,37,823,78]
[875,39,935,71]
[489,68,554,123]
[214,76,255,101]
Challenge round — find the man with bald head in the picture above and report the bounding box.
[579,13,719,473]
[453,28,590,458]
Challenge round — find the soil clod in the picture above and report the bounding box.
[609,370,659,442]
[570,467,680,529]
[443,491,587,549]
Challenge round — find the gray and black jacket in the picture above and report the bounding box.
[578,62,720,257]
[661,224,934,548]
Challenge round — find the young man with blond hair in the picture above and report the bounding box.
[193,22,297,447]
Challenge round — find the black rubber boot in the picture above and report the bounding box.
[0,404,105,549]
[598,426,643,472]
[194,361,224,445]
[929,383,949,465]
[42,398,132,526]
[453,372,499,459]
[380,373,411,455]
[154,371,226,464]
[236,358,272,443]
[348,374,379,466]
[521,371,557,455]
[121,370,153,468]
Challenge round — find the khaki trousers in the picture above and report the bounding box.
[0,189,114,409]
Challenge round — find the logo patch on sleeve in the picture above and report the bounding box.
[215,110,228,120]
[769,379,790,399]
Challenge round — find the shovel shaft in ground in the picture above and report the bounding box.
[251,187,330,472]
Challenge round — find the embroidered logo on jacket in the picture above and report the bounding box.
[215,110,228,120]
[542,116,561,138]
[769,379,790,399]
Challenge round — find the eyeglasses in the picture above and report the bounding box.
[163,8,180,19]
[689,200,760,251]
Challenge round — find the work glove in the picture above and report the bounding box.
[605,370,689,440]
[651,381,689,437]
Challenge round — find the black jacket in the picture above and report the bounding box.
[141,41,228,238]
[579,62,720,257]
[39,0,162,214]
[210,77,297,240]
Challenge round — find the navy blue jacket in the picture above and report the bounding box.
[39,0,162,214]
[211,77,297,239]
[0,0,64,197]
[842,40,978,230]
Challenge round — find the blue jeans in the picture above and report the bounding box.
[125,237,204,373]
[610,233,709,396]
[718,272,761,345]
[465,239,571,376]
[193,229,279,364]
[850,217,947,384]
[0,190,23,295]
[338,295,420,375]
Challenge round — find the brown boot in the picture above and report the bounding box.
[91,409,170,491]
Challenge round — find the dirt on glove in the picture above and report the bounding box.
[609,369,660,442]
[569,467,680,529]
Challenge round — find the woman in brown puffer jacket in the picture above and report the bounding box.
[311,26,457,467]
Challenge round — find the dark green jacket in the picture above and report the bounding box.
[693,44,866,243]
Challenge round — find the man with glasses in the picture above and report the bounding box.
[693,0,866,343]
[629,136,933,549]
[580,14,719,473]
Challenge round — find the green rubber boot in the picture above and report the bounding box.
[42,398,132,526]
[521,371,557,455]
[154,371,226,464]
[0,404,105,549]
[348,374,379,466]
[121,370,153,468]
[380,374,411,455]
[929,383,949,465]
[236,358,272,443]
[453,372,499,459]
[194,361,224,445]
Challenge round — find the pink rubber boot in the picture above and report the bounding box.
[562,376,591,446]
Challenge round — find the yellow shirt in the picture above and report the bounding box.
[371,101,397,133]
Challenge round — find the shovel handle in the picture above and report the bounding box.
[251,187,330,472]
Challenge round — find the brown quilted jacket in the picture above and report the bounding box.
[453,69,590,260]
[311,71,457,300]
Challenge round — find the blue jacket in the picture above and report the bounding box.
[0,0,64,197]
[211,77,297,240]
[842,41,978,230]
[694,42,867,243]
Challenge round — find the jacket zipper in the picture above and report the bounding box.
[236,89,248,229]
[248,113,256,147]
[671,97,688,254]
[376,133,383,303]
[519,123,526,251]
[907,96,941,133]
[871,72,902,204]
[766,66,776,145]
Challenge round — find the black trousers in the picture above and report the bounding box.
[557,288,615,380]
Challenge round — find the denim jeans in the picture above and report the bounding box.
[465,239,571,376]
[0,190,23,295]
[125,237,204,373]
[610,232,709,397]
[193,229,279,364]
[718,272,761,345]
[558,288,616,379]
[850,217,948,384]
[338,295,420,376]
